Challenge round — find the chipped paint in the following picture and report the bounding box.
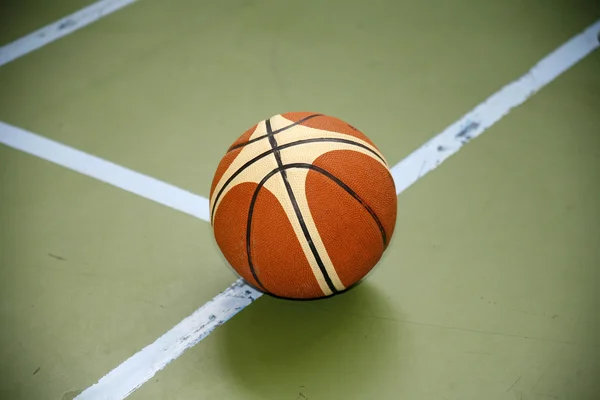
[58,19,78,30]
[455,121,480,138]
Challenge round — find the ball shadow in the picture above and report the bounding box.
[213,281,409,399]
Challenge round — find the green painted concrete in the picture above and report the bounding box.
[0,0,599,399]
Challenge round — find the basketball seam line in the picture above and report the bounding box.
[245,187,269,293]
[227,113,323,152]
[210,137,385,222]
[265,119,338,295]
[307,166,388,248]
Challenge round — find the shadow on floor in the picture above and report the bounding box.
[213,281,409,399]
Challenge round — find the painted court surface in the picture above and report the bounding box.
[1,1,600,399]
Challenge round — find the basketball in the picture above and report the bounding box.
[209,112,397,299]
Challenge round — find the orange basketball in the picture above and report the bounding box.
[209,112,397,299]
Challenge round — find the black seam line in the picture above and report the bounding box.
[210,137,385,222]
[246,163,388,293]
[245,183,268,292]
[307,165,387,248]
[227,114,323,152]
[266,119,338,294]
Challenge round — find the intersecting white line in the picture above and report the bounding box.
[0,1,598,399]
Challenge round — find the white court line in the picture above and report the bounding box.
[76,279,262,400]
[0,0,139,66]
[0,122,210,222]
[0,0,209,221]
[72,20,600,400]
[390,21,600,192]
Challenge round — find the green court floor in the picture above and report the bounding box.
[1,1,599,399]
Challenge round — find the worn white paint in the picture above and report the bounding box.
[390,20,600,194]
[75,280,262,400]
[0,0,139,66]
[0,122,210,221]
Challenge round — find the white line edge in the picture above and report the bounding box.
[0,0,139,66]
[0,122,210,222]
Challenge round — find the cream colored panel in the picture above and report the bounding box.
[263,173,333,296]
[270,114,388,166]
[282,167,346,292]
[209,121,274,216]
[248,120,267,140]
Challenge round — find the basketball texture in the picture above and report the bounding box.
[209,112,397,299]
